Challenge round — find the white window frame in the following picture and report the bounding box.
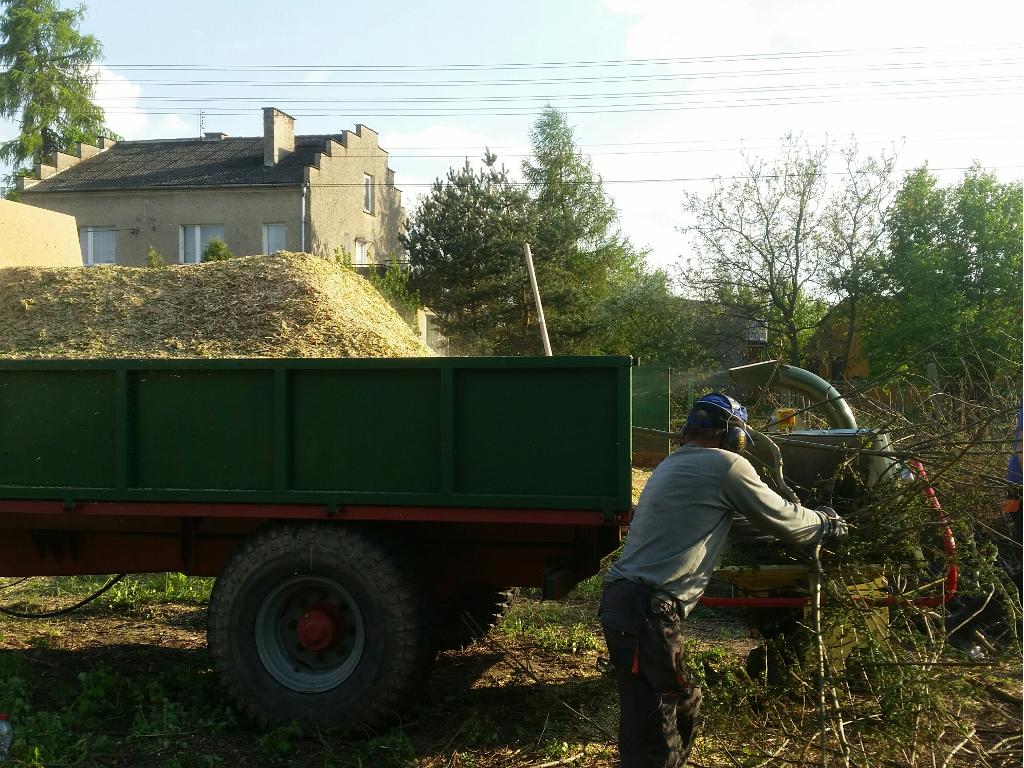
[78,226,117,266]
[262,223,287,255]
[363,173,375,214]
[354,238,370,267]
[179,224,226,263]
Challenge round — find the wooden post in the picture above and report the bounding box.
[523,243,552,356]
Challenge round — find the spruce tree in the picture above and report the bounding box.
[522,107,641,353]
[0,0,114,189]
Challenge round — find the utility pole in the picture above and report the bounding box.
[523,243,552,356]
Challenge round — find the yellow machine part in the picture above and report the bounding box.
[716,565,889,668]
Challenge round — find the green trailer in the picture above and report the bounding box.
[0,355,633,730]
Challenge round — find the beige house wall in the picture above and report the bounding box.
[20,187,303,266]
[0,200,83,267]
[307,125,404,264]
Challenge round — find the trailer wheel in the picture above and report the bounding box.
[208,524,432,731]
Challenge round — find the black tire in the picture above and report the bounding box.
[437,587,519,650]
[207,523,433,731]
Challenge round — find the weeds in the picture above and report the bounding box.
[498,595,602,655]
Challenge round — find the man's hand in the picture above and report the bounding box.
[818,506,849,539]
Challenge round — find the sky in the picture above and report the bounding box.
[2,0,1021,270]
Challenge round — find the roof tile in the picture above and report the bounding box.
[25,135,343,192]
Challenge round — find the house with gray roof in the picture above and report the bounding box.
[18,108,404,268]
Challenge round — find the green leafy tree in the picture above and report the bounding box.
[681,136,830,366]
[522,107,642,353]
[0,0,115,191]
[863,164,1023,379]
[594,268,713,369]
[818,145,898,378]
[201,238,234,262]
[367,256,421,325]
[404,151,537,354]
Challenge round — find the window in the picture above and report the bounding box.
[78,227,116,265]
[263,224,287,255]
[180,224,226,263]
[363,173,375,214]
[354,239,370,266]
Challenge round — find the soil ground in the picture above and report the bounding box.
[0,578,759,768]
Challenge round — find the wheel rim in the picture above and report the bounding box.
[254,575,366,693]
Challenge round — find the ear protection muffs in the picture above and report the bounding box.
[721,423,747,454]
[687,406,748,453]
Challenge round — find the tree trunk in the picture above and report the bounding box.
[788,325,801,367]
[834,298,858,380]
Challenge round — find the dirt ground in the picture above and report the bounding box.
[0,584,762,768]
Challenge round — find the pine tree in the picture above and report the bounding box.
[405,152,538,354]
[0,0,114,189]
[522,107,641,353]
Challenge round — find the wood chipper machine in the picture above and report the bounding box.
[677,361,957,679]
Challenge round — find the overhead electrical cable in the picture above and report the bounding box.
[189,164,1021,188]
[103,42,1022,72]
[95,86,1023,119]
[95,75,1023,105]
[104,57,1024,88]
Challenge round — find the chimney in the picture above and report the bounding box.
[263,107,295,166]
[203,132,228,141]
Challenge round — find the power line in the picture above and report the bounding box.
[103,42,1022,72]
[95,75,1023,105]
[80,134,1022,161]
[95,86,1023,119]
[100,57,1024,89]
[287,165,1024,188]
[95,60,1023,91]
[366,133,1024,153]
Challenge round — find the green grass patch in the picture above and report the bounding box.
[497,597,602,655]
[3,573,214,610]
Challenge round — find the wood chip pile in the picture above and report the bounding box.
[0,253,431,359]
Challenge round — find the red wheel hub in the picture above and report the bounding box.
[296,602,345,652]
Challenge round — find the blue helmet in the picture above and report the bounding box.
[687,393,749,430]
[687,393,751,452]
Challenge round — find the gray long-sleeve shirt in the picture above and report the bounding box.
[606,445,828,616]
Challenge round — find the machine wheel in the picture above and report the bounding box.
[437,587,519,650]
[208,523,433,731]
[745,635,802,686]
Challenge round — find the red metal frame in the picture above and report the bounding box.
[0,500,625,593]
[699,460,958,610]
[0,499,629,527]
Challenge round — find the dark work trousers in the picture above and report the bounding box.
[599,579,703,768]
[946,493,1023,647]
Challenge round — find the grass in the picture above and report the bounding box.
[497,579,604,655]
[0,574,624,768]
[0,563,1020,767]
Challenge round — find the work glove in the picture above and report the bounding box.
[817,505,849,539]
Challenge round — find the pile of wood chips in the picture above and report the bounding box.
[0,253,431,359]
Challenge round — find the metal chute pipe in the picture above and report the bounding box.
[727,361,858,430]
[746,427,800,504]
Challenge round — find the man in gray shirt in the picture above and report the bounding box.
[600,393,847,768]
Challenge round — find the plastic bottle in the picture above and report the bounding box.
[0,712,11,762]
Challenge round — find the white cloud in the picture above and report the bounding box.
[604,0,1023,57]
[590,0,1024,269]
[93,66,192,140]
